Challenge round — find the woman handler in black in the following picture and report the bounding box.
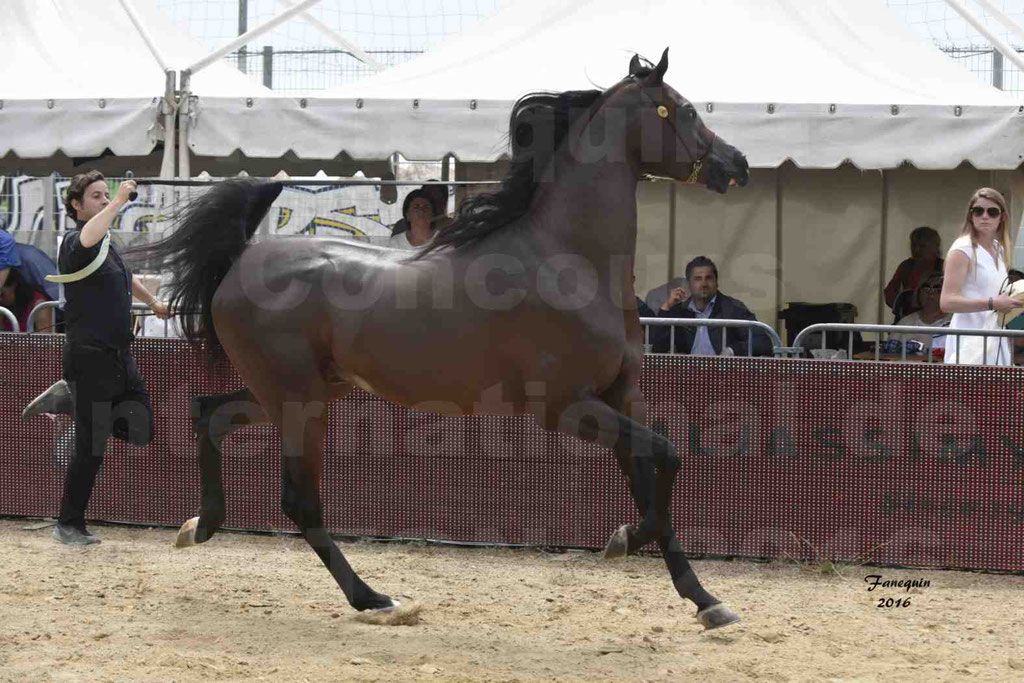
[23,171,168,545]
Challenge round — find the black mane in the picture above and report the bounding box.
[417,88,604,257]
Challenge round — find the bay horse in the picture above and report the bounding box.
[139,49,750,629]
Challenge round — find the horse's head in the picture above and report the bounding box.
[618,49,748,194]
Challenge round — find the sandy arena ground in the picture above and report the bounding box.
[1,519,1024,682]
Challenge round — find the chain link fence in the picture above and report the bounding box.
[156,0,506,92]
[940,45,1024,98]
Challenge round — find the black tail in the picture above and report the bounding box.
[128,178,282,351]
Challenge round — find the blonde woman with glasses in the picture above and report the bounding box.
[940,188,1023,365]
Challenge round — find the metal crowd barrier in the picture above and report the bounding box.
[16,309,787,350]
[0,306,19,332]
[638,317,783,356]
[25,301,162,335]
[792,322,1024,364]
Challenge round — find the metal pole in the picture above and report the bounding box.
[667,183,676,284]
[943,0,1024,74]
[238,0,248,74]
[973,0,1024,46]
[0,306,20,333]
[273,0,383,70]
[263,46,273,89]
[159,70,177,179]
[43,174,56,258]
[775,167,784,340]
[117,0,171,71]
[185,0,321,76]
[993,49,1004,90]
[879,170,889,325]
[178,72,191,180]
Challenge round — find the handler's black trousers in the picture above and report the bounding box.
[58,344,153,529]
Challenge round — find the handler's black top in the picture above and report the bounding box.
[58,220,133,349]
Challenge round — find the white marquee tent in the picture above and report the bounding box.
[5,0,1024,332]
[187,0,1024,331]
[191,0,1024,171]
[0,0,270,161]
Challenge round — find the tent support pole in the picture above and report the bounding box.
[178,72,191,180]
[775,167,783,336]
[117,0,171,71]
[972,0,1024,47]
[44,174,56,258]
[879,170,889,325]
[273,0,382,70]
[159,70,177,180]
[185,0,322,76]
[943,0,1024,74]
[667,182,676,282]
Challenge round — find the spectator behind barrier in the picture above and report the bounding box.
[895,273,950,352]
[884,226,943,322]
[1007,271,1024,363]
[0,228,19,291]
[654,256,771,356]
[940,187,1023,366]
[0,267,51,333]
[389,183,446,249]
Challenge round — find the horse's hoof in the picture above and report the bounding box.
[603,525,630,560]
[174,517,200,548]
[354,599,422,626]
[373,599,400,613]
[696,603,740,630]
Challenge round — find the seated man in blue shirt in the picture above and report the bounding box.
[654,256,771,356]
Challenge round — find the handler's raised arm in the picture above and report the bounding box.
[80,180,136,248]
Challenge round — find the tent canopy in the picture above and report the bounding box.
[191,0,1024,169]
[0,0,270,158]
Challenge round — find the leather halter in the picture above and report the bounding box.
[632,77,715,184]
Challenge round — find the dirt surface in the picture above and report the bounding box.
[2,519,1024,682]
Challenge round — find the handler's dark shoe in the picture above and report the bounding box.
[52,523,100,546]
[22,380,72,420]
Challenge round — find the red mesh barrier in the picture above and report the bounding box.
[2,335,1022,571]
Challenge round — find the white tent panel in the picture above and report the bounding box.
[0,0,271,158]
[320,0,1013,106]
[668,169,780,323]
[1,98,161,158]
[190,97,512,160]
[190,0,1024,168]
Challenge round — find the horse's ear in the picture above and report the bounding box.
[628,54,643,77]
[246,181,283,232]
[651,48,669,83]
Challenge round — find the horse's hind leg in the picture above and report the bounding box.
[279,399,396,612]
[176,388,268,548]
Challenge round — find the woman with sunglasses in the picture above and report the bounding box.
[940,188,1023,365]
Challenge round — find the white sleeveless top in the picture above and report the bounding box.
[944,235,1011,365]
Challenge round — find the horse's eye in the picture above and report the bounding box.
[688,108,697,120]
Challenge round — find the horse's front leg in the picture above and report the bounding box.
[279,401,396,612]
[559,397,738,629]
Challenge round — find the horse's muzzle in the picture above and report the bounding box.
[706,146,749,194]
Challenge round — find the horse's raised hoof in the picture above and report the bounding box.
[696,603,740,630]
[602,524,630,560]
[174,517,200,548]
